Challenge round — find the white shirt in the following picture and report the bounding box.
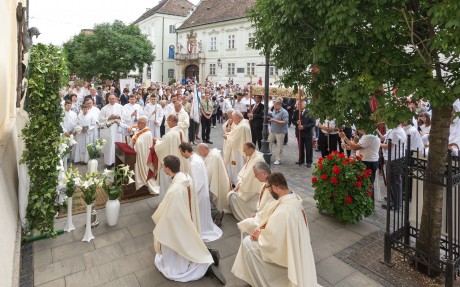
[357,134,380,162]
[403,125,425,151]
[383,127,407,160]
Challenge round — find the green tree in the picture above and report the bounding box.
[249,0,460,274]
[64,20,154,81]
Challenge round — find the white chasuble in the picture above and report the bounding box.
[189,154,222,242]
[74,113,96,163]
[204,149,231,213]
[144,103,163,138]
[132,128,158,194]
[224,119,252,185]
[232,193,318,287]
[99,103,124,166]
[152,172,213,282]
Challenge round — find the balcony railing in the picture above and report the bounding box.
[175,52,204,61]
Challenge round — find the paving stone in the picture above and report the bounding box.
[113,249,154,277]
[65,262,118,287]
[219,214,241,239]
[327,228,362,249]
[33,249,52,269]
[316,256,355,285]
[34,256,85,286]
[35,278,65,287]
[120,233,152,255]
[51,240,95,262]
[335,271,383,287]
[346,220,381,237]
[127,220,155,238]
[82,243,125,269]
[33,232,76,253]
[99,274,140,287]
[317,275,334,287]
[119,201,152,217]
[135,266,170,287]
[105,213,142,230]
[71,223,119,241]
[218,253,250,286]
[205,234,242,259]
[93,228,132,249]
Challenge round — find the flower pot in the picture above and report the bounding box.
[64,197,75,232]
[106,199,120,226]
[82,204,95,242]
[87,159,98,173]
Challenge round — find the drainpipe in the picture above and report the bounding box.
[162,17,164,82]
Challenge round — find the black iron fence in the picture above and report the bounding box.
[383,136,460,286]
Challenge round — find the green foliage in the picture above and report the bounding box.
[312,151,374,224]
[87,138,107,160]
[80,172,103,205]
[248,0,460,131]
[20,44,69,235]
[101,164,135,200]
[63,20,155,81]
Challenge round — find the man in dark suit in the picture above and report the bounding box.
[84,87,103,109]
[293,101,316,167]
[248,95,264,150]
[119,88,129,106]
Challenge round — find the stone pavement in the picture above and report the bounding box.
[31,123,389,287]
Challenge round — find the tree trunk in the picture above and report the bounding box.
[417,105,452,275]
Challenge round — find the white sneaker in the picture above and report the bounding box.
[274,160,281,165]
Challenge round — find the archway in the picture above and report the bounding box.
[185,64,199,81]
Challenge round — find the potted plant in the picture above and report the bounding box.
[61,165,81,232]
[101,164,135,226]
[86,138,107,173]
[312,151,374,224]
[80,172,102,242]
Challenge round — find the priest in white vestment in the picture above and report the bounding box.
[62,101,78,162]
[144,96,163,138]
[152,155,226,285]
[197,143,231,215]
[83,98,100,140]
[74,104,96,164]
[174,101,190,142]
[179,143,222,242]
[127,116,158,194]
[227,142,265,221]
[223,111,252,185]
[232,172,318,287]
[123,95,143,134]
[99,94,125,167]
[152,114,188,196]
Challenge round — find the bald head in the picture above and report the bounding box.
[137,115,148,124]
[197,143,210,157]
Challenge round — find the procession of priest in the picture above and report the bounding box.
[60,78,460,286]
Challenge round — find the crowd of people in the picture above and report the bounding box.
[59,77,460,286]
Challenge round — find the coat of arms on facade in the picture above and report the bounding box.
[186,31,197,54]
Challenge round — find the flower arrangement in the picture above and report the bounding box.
[58,134,77,158]
[312,151,374,224]
[62,165,81,197]
[101,164,135,200]
[79,172,103,205]
[87,138,107,160]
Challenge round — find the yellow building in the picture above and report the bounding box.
[0,0,25,286]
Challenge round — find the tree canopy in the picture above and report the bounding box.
[248,0,460,273]
[63,20,154,81]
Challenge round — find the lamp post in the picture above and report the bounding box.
[260,53,272,164]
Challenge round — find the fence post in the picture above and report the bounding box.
[383,139,393,266]
[445,151,454,287]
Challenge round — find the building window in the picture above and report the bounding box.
[227,63,235,76]
[168,69,175,79]
[246,63,255,75]
[269,66,279,76]
[248,32,254,48]
[228,35,235,49]
[169,25,176,34]
[210,63,216,75]
[210,37,217,51]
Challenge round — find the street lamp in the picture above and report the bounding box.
[217,58,222,69]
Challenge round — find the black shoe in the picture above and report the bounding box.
[295,161,305,165]
[208,249,220,266]
[206,140,213,144]
[306,163,312,168]
[214,211,224,227]
[384,196,388,201]
[206,264,226,285]
[381,203,398,210]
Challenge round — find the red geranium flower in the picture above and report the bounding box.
[368,191,373,197]
[321,174,328,180]
[344,195,352,204]
[363,173,369,178]
[354,181,362,188]
[357,175,363,180]
[349,159,355,164]
[318,157,324,163]
[332,165,341,175]
[355,155,363,161]
[331,177,339,184]
[342,161,348,165]
[318,163,323,169]
[312,177,318,183]
[326,154,334,160]
[366,169,373,175]
[338,153,345,158]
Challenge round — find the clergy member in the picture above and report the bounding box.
[223,111,252,185]
[197,143,231,218]
[153,114,188,195]
[62,100,77,137]
[144,96,163,138]
[99,94,125,167]
[127,115,158,194]
[83,98,100,140]
[232,172,318,287]
[74,104,96,164]
[123,95,143,134]
[227,142,265,221]
[179,143,223,241]
[152,155,226,285]
[174,101,190,142]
